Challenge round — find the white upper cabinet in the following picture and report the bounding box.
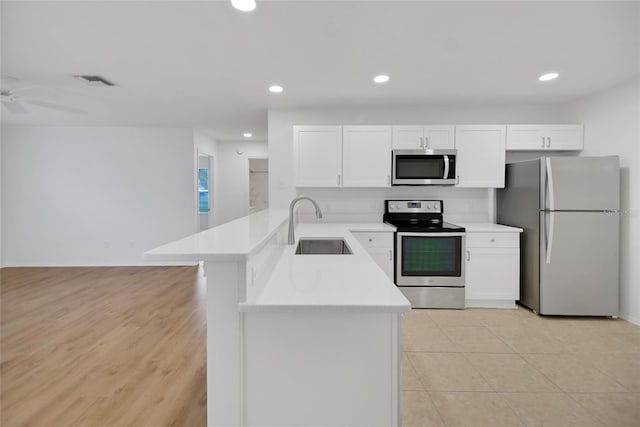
[392,126,423,149]
[293,126,342,187]
[392,126,455,150]
[506,125,583,151]
[342,126,392,187]
[455,125,506,188]
[547,125,584,150]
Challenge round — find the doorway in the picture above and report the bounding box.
[198,154,213,231]
[249,158,269,214]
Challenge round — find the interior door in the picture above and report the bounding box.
[539,211,619,315]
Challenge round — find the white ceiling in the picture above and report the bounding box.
[1,1,639,140]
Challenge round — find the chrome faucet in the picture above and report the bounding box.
[288,196,323,244]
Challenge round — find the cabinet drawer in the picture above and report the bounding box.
[466,232,519,248]
[351,231,393,248]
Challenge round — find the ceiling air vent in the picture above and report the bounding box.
[73,75,115,87]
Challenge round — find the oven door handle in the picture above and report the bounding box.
[396,231,466,238]
[443,155,450,180]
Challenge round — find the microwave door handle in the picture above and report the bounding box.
[443,155,450,179]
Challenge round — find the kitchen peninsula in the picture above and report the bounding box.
[145,209,410,427]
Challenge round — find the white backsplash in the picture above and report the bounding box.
[298,187,491,224]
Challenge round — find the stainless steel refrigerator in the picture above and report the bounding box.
[497,156,620,316]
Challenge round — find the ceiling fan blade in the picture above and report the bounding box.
[1,100,28,114]
[26,99,87,115]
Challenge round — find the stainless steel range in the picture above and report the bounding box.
[384,200,466,309]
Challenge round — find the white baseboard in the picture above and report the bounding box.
[465,299,517,309]
[0,261,198,268]
[620,311,640,326]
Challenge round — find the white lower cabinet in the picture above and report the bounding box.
[351,231,394,280]
[465,232,520,308]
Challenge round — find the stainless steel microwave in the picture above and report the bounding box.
[392,149,457,185]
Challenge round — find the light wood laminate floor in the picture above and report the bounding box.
[1,266,206,426]
[2,267,639,426]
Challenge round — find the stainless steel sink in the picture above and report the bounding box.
[295,238,353,255]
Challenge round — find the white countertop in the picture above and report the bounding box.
[144,209,289,262]
[456,223,523,233]
[241,222,409,313]
[145,210,408,312]
[145,211,522,313]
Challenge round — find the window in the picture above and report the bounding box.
[198,168,209,213]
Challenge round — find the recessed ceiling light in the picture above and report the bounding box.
[269,85,284,93]
[243,133,253,138]
[231,0,256,12]
[539,72,559,82]
[373,74,390,84]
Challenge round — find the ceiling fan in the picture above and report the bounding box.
[1,76,88,115]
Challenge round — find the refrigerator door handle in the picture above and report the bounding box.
[546,158,555,211]
[546,211,555,264]
[544,158,556,264]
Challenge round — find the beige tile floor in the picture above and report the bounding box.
[401,307,640,427]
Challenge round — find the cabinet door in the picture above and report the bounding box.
[424,126,455,149]
[465,247,519,301]
[506,125,546,150]
[506,124,584,151]
[455,125,506,188]
[368,248,394,280]
[342,126,392,187]
[293,126,342,187]
[392,126,423,149]
[547,125,583,150]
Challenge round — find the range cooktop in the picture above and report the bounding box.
[383,200,465,233]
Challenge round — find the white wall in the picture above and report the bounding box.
[216,140,268,225]
[0,131,3,267]
[194,130,220,228]
[564,77,640,324]
[1,126,196,266]
[268,105,565,222]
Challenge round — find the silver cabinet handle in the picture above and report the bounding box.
[424,136,430,149]
[541,136,545,148]
[547,136,551,148]
[420,136,425,148]
[466,250,471,261]
[337,174,341,185]
[387,175,391,186]
[389,249,393,261]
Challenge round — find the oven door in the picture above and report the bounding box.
[395,232,465,286]
[392,150,457,185]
